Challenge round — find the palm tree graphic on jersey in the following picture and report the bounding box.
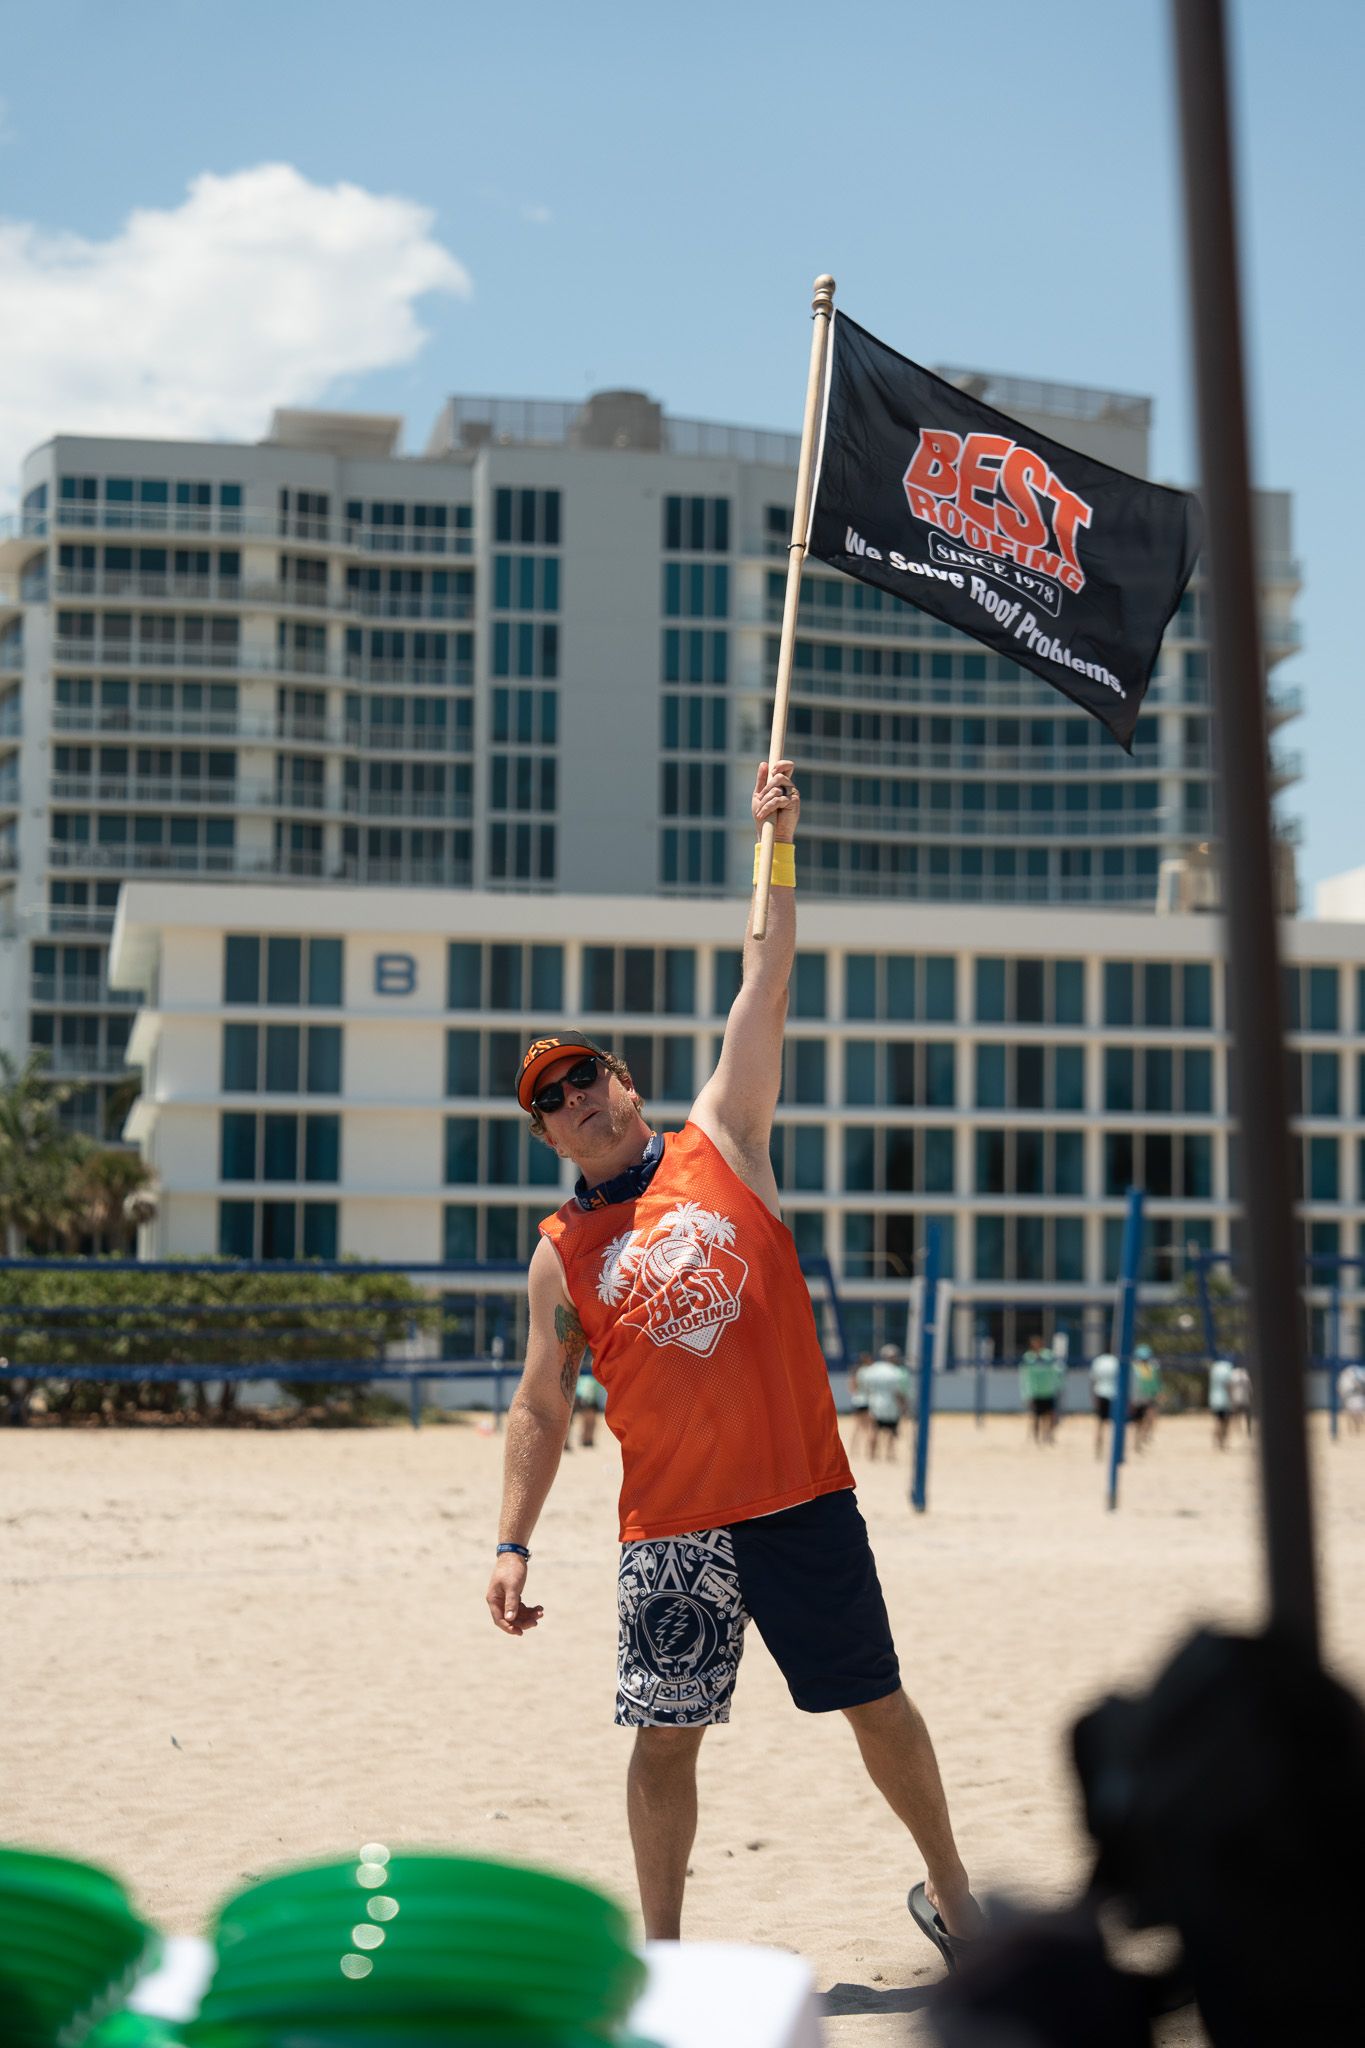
[597,1200,748,1356]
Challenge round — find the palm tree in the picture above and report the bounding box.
[65,1144,158,1253]
[0,1051,80,1255]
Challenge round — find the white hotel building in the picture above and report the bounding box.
[107,881,1365,1366]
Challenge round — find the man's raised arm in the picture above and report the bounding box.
[690,758,799,1212]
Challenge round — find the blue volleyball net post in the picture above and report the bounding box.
[1106,1186,1146,1512]
[910,1220,942,1515]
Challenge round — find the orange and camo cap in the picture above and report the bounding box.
[516,1034,608,1111]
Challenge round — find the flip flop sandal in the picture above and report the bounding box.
[908,1881,983,1974]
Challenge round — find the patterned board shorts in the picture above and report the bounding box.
[614,1489,900,1727]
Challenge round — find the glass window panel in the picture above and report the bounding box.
[623,948,655,1013]
[975,1043,1006,1109]
[222,1022,258,1091]
[713,949,742,1014]
[925,1042,956,1108]
[1309,1052,1340,1117]
[304,1115,339,1182]
[265,936,301,1006]
[1015,1129,1044,1194]
[793,1040,826,1105]
[224,934,259,1003]
[792,953,826,1020]
[1103,1216,1126,1282]
[444,1116,479,1183]
[1054,1045,1085,1112]
[1144,1046,1174,1113]
[264,1023,300,1093]
[1054,959,1084,1025]
[845,955,877,1019]
[974,958,1006,1023]
[886,1042,918,1107]
[307,938,342,1006]
[218,1200,255,1257]
[1104,1047,1134,1112]
[1309,1136,1339,1201]
[487,1119,520,1184]
[1054,1216,1085,1282]
[447,942,481,1009]
[923,955,955,1022]
[793,1127,826,1192]
[445,1029,480,1096]
[1182,962,1213,1028]
[262,1113,298,1181]
[663,949,696,1014]
[485,1205,520,1261]
[528,1139,560,1186]
[1184,1048,1213,1114]
[1016,959,1045,1025]
[843,1211,874,1280]
[1104,1132,1135,1195]
[844,1041,877,1107]
[260,1200,296,1260]
[1308,967,1339,1032]
[1016,1045,1045,1110]
[976,1216,1006,1281]
[886,955,916,1020]
[1147,1133,1174,1197]
[219,1112,257,1180]
[583,946,615,1012]
[884,1130,916,1193]
[488,944,523,1010]
[1183,1133,1213,1198]
[530,945,563,1011]
[843,1126,876,1192]
[791,1211,825,1260]
[662,1037,694,1099]
[1144,963,1173,1027]
[1017,1215,1045,1280]
[443,1204,478,1261]
[302,1203,337,1259]
[305,1026,342,1095]
[1104,962,1134,1026]
[922,1127,954,1193]
[975,1129,1007,1195]
[1054,1130,1084,1195]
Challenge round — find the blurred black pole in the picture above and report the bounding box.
[1171,0,1319,1658]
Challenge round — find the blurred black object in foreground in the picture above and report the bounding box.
[931,1628,1365,2047]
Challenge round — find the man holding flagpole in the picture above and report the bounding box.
[486,756,981,1970]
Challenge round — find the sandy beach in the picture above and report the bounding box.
[6,1406,1363,2045]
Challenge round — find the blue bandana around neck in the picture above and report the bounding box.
[574,1132,664,1211]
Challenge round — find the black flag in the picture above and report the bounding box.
[807,314,1201,749]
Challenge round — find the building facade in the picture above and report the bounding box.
[0,380,1303,1138]
[109,883,1364,1365]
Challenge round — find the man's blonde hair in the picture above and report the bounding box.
[527,1047,645,1145]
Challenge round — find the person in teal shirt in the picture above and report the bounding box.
[1130,1344,1162,1450]
[1019,1336,1062,1445]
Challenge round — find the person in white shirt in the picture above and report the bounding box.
[1208,1356,1235,1449]
[859,1344,911,1461]
[1227,1362,1253,1435]
[1089,1351,1119,1459]
[1336,1362,1365,1436]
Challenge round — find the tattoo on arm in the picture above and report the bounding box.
[555,1302,587,1406]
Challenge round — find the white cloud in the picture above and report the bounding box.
[521,202,553,226]
[0,164,470,494]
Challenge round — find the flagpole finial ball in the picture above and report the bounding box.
[812,275,836,315]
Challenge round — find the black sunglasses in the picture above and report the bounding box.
[531,1054,601,1116]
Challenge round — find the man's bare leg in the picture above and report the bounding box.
[627,1724,707,1939]
[843,1688,981,1938]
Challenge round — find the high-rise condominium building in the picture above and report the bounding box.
[0,378,1301,1136]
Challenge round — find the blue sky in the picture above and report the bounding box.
[1,0,1359,894]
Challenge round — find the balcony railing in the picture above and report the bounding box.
[807,807,1177,839]
[49,775,247,807]
[43,843,473,888]
[30,975,139,1007]
[22,504,474,554]
[340,790,473,819]
[42,1047,136,1077]
[26,908,119,936]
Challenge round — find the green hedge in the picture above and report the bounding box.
[0,1262,437,1421]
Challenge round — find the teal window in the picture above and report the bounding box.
[793,1127,825,1192]
[1055,960,1084,1025]
[1104,1048,1134,1112]
[845,955,876,1019]
[443,1205,478,1261]
[264,1024,300,1093]
[220,1113,256,1180]
[1104,1132,1135,1196]
[662,1037,694,1098]
[1055,1217,1085,1282]
[793,954,827,1019]
[266,937,301,1006]
[792,1041,826,1105]
[923,955,955,1021]
[305,1027,342,1095]
[1308,1052,1339,1117]
[1183,962,1212,1028]
[1054,1130,1084,1195]
[1183,1134,1213,1199]
[488,944,523,1010]
[1143,963,1173,1027]
[1308,967,1339,1032]
[926,1042,956,1108]
[1104,962,1134,1026]
[260,1202,296,1260]
[975,1216,1005,1281]
[308,938,343,1006]
[530,946,563,1010]
[262,1114,298,1181]
[844,1042,877,1106]
[1054,1046,1085,1111]
[975,1044,1006,1109]
[302,1204,337,1259]
[224,935,260,1003]
[1184,1048,1213,1114]
[923,1127,955,1193]
[304,1115,340,1182]
[1144,1047,1174,1113]
[218,1201,254,1257]
[791,1212,825,1260]
[448,944,482,1009]
[1309,1137,1339,1201]
[886,956,916,1019]
[446,1030,481,1096]
[487,1120,520,1185]
[664,949,696,1014]
[975,958,1006,1023]
[222,1023,258,1091]
[444,1117,479,1183]
[843,1127,875,1192]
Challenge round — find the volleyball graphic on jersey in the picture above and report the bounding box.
[596,1202,749,1358]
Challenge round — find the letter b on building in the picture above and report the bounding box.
[375,952,417,996]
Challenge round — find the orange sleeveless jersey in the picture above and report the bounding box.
[539,1122,853,1542]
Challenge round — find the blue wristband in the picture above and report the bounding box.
[496,1542,530,1560]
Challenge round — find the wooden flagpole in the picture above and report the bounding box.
[753,273,836,940]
